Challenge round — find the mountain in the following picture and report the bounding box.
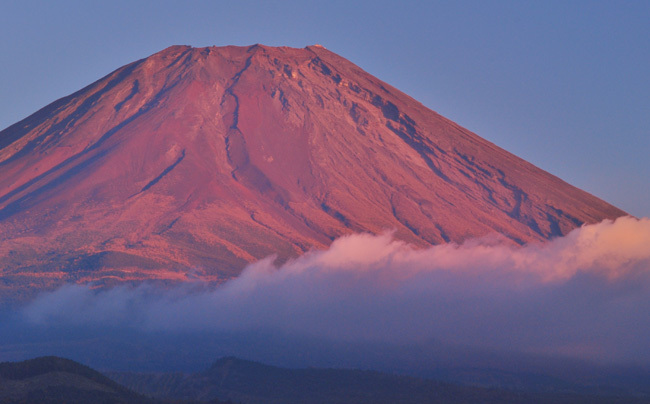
[110,356,650,404]
[0,44,625,293]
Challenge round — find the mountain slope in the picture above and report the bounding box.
[0,44,625,292]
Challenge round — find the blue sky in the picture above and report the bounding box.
[1,0,648,217]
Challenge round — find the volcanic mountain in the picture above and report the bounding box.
[0,44,625,293]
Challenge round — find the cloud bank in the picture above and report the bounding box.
[21,216,650,364]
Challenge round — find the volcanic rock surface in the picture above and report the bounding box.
[0,44,626,294]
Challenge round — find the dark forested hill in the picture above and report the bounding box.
[0,356,232,404]
[1,355,648,403]
[0,356,148,404]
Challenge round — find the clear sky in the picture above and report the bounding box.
[1,0,648,217]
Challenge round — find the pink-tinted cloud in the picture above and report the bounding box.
[23,216,650,364]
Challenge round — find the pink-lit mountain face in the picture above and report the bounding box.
[0,45,625,295]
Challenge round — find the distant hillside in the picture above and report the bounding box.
[2,355,648,404]
[110,356,650,404]
[0,356,148,404]
[0,356,231,404]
